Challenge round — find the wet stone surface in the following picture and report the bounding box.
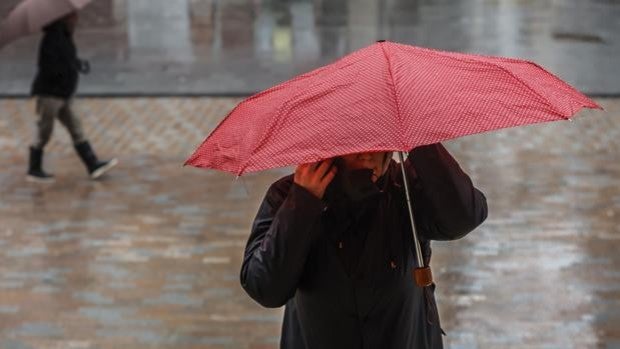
[0,97,618,348]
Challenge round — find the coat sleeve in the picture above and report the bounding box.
[406,143,488,241]
[240,178,326,308]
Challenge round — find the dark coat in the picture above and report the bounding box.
[31,21,84,98]
[241,143,488,349]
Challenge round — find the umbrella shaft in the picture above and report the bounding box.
[398,152,425,269]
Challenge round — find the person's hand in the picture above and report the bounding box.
[294,159,337,199]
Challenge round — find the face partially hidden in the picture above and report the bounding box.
[339,152,389,183]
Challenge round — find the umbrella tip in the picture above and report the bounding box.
[376,40,386,43]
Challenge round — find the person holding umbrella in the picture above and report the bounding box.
[186,40,600,348]
[240,145,487,348]
[27,12,117,182]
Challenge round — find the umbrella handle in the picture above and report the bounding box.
[398,152,434,287]
[414,267,433,287]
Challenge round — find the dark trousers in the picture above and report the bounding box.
[33,96,85,149]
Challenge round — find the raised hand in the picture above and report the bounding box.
[294,159,337,199]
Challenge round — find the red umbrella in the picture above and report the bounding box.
[186,41,600,175]
[186,40,601,286]
[0,0,91,49]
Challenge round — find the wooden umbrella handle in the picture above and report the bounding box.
[414,266,433,287]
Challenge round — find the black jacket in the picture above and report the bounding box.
[31,21,83,98]
[241,143,488,349]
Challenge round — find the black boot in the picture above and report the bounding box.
[27,147,55,183]
[74,141,118,179]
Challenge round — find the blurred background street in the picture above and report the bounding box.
[0,1,619,348]
[1,0,619,96]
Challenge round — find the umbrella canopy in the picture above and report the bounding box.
[0,0,91,49]
[186,41,601,175]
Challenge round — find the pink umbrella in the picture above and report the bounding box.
[186,41,601,175]
[0,0,91,49]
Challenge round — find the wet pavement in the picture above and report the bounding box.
[0,96,618,348]
[1,0,620,96]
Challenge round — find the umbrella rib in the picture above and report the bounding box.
[517,61,601,110]
[491,63,569,119]
[378,42,405,149]
[410,46,570,119]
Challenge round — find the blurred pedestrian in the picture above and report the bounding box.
[241,144,487,348]
[27,12,117,182]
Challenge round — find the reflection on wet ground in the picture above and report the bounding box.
[0,97,617,348]
[1,0,619,95]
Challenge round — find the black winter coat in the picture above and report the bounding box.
[241,144,488,349]
[31,21,83,98]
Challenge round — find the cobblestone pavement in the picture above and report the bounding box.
[0,97,618,348]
